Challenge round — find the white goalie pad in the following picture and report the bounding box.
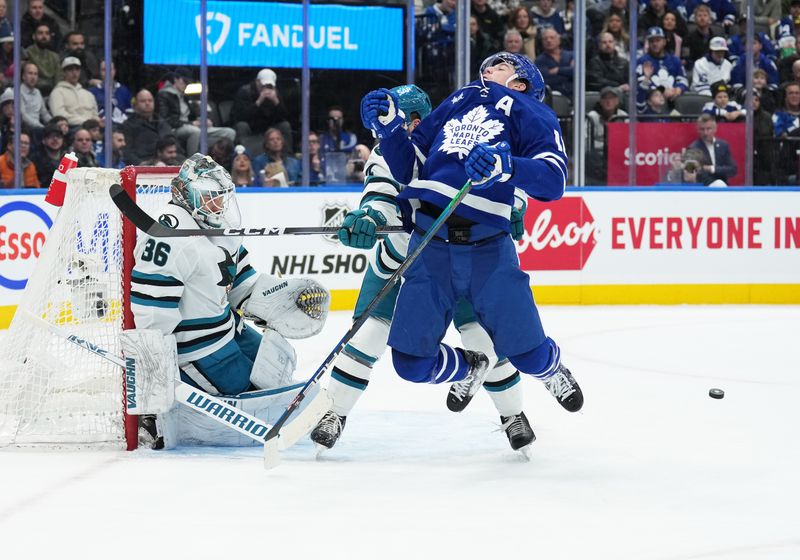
[250,329,297,390]
[120,330,178,415]
[242,274,330,339]
[157,382,321,448]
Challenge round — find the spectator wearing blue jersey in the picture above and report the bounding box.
[636,27,688,110]
[730,35,779,91]
[423,0,456,46]
[776,0,800,43]
[530,0,566,35]
[535,27,574,97]
[89,61,132,126]
[684,0,737,29]
[702,81,745,121]
[772,81,800,137]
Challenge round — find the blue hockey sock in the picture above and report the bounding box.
[391,344,470,384]
[509,337,561,380]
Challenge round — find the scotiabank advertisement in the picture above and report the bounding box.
[1,188,799,327]
[606,122,746,186]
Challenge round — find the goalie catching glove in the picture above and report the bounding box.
[240,274,330,339]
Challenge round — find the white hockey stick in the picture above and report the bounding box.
[23,311,330,466]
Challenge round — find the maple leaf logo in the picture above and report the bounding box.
[440,105,505,159]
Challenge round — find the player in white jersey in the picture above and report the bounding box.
[132,154,329,448]
[310,85,536,456]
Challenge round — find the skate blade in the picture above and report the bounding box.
[314,443,331,459]
[516,444,533,461]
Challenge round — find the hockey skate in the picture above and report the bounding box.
[543,364,584,412]
[446,350,491,412]
[500,412,535,459]
[310,410,346,454]
[138,415,164,450]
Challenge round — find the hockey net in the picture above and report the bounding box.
[0,166,179,449]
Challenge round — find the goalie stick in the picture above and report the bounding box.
[108,183,405,238]
[23,311,330,466]
[262,179,474,469]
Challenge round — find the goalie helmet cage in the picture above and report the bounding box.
[0,166,179,450]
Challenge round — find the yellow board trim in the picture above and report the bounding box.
[3,284,799,328]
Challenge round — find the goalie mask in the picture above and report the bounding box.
[171,154,241,228]
[390,84,433,125]
[479,52,546,102]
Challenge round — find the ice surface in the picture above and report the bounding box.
[1,306,798,560]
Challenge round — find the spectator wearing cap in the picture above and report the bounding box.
[20,0,60,50]
[231,68,292,151]
[636,26,688,110]
[72,127,99,168]
[0,86,14,152]
[20,61,51,134]
[683,0,737,29]
[30,123,64,185]
[691,37,732,96]
[122,88,173,165]
[0,23,13,89]
[587,32,630,92]
[48,57,99,127]
[730,34,779,91]
[702,81,745,121]
[89,60,132,125]
[536,27,575,98]
[0,132,39,187]
[586,86,628,184]
[22,23,61,95]
[683,4,714,69]
[231,145,256,187]
[776,36,799,84]
[686,113,737,186]
[157,68,236,156]
[60,31,100,88]
[640,85,676,122]
[638,0,687,41]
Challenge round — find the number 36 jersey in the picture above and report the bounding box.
[130,202,257,364]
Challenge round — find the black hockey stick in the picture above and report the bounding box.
[263,179,474,468]
[108,183,405,238]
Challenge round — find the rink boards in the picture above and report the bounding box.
[1,186,799,327]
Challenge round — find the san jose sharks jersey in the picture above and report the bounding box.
[378,80,567,232]
[130,203,258,364]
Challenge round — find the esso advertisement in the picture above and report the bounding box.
[0,199,54,292]
[517,197,598,271]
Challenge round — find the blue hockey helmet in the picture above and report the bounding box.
[390,84,433,125]
[479,52,546,102]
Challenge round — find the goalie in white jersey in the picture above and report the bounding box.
[311,85,536,456]
[131,154,330,448]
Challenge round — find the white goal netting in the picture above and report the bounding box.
[0,167,176,448]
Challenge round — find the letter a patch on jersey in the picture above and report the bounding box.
[440,105,505,159]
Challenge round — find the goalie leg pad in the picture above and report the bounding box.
[250,328,297,390]
[158,383,319,448]
[120,329,178,415]
[242,274,330,339]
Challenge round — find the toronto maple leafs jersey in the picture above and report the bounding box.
[130,203,258,364]
[379,80,567,232]
[635,53,689,110]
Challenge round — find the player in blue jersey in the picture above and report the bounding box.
[312,84,536,455]
[352,52,584,444]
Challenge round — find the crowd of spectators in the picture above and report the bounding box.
[3,0,800,188]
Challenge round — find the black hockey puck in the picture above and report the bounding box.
[709,388,725,399]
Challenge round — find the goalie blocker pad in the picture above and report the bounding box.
[242,274,330,339]
[120,330,178,415]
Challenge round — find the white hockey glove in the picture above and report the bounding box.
[120,329,178,415]
[241,274,330,339]
[250,328,298,390]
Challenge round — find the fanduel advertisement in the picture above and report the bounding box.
[144,0,404,70]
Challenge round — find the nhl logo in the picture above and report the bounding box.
[322,204,350,243]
